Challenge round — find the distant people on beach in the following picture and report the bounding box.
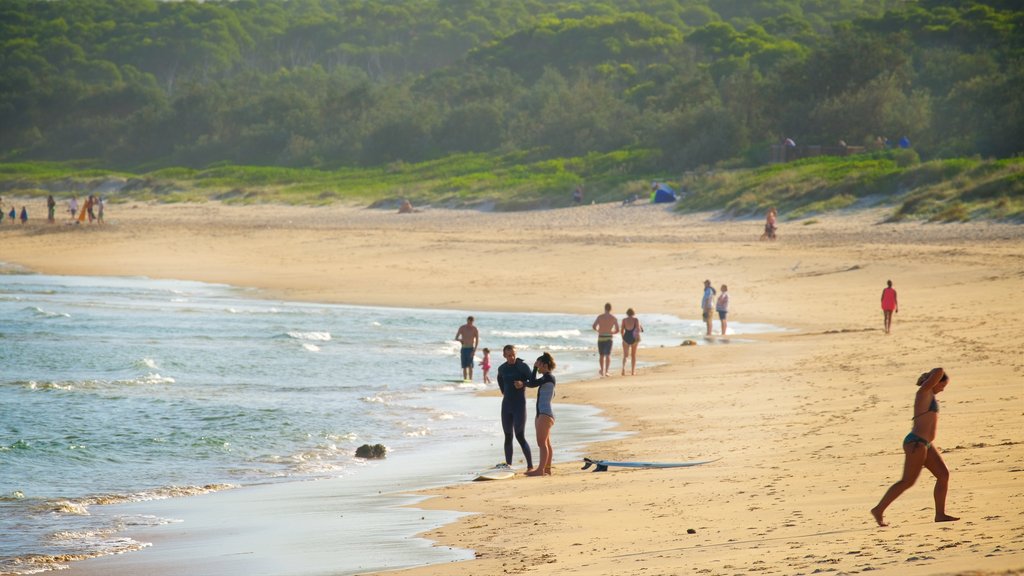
[68,197,78,221]
[454,316,479,382]
[480,347,492,384]
[620,308,643,376]
[47,195,56,223]
[524,352,557,476]
[701,280,717,336]
[881,280,899,334]
[398,199,415,213]
[19,206,27,224]
[7,207,15,222]
[761,207,777,240]
[871,368,959,527]
[86,195,97,222]
[497,344,534,471]
[716,285,730,335]
[573,185,583,204]
[592,302,620,377]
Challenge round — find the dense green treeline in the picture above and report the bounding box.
[1,0,1021,172]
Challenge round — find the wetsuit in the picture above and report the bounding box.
[497,358,534,468]
[525,368,556,420]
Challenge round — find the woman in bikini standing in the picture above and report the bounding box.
[523,352,556,476]
[620,308,643,376]
[871,367,959,526]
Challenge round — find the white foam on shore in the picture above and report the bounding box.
[58,396,624,576]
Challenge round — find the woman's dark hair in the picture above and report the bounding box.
[536,352,556,370]
[917,370,948,386]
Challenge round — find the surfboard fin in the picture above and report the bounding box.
[581,458,607,472]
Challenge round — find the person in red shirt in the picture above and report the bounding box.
[881,280,899,334]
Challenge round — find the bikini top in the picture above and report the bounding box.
[913,396,939,420]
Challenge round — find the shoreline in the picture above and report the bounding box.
[2,201,1023,575]
[55,396,624,576]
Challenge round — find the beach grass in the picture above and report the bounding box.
[1,151,1021,221]
[677,152,1024,221]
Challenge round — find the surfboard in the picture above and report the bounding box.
[581,457,720,472]
[474,464,515,481]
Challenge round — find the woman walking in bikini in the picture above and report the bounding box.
[871,367,959,526]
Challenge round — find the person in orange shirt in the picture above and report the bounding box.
[881,280,899,334]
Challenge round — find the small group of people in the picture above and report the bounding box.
[0,196,28,224]
[68,194,104,223]
[454,317,557,477]
[701,280,730,336]
[592,303,644,377]
[497,345,557,477]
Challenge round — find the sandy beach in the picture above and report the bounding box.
[2,199,1023,575]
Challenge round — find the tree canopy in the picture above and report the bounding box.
[0,0,1020,170]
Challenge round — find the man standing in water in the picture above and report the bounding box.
[454,316,479,382]
[592,303,620,377]
[701,280,717,336]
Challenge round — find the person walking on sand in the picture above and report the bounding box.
[701,280,717,336]
[620,308,643,376]
[19,206,27,224]
[454,316,479,382]
[524,352,557,476]
[871,368,959,527]
[68,197,78,221]
[497,345,534,471]
[881,280,898,334]
[47,195,56,223]
[480,347,492,384]
[592,303,620,377]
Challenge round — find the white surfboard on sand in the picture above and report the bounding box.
[474,464,515,481]
[582,457,720,472]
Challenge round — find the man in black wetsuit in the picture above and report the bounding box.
[496,344,534,471]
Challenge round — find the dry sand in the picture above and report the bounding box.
[2,199,1023,575]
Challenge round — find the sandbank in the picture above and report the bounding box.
[2,199,1022,575]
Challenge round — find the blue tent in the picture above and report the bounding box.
[651,183,677,203]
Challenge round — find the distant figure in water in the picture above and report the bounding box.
[871,368,959,527]
[881,280,899,334]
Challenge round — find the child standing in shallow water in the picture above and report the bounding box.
[480,348,492,384]
[871,368,959,527]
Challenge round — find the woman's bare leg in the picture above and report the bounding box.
[527,415,554,476]
[629,343,638,375]
[923,447,959,522]
[871,443,926,526]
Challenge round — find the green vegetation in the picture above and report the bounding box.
[1,0,1021,221]
[677,153,1024,221]
[3,152,1021,221]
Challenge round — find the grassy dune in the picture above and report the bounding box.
[1,150,1021,221]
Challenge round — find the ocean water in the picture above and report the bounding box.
[0,273,780,575]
